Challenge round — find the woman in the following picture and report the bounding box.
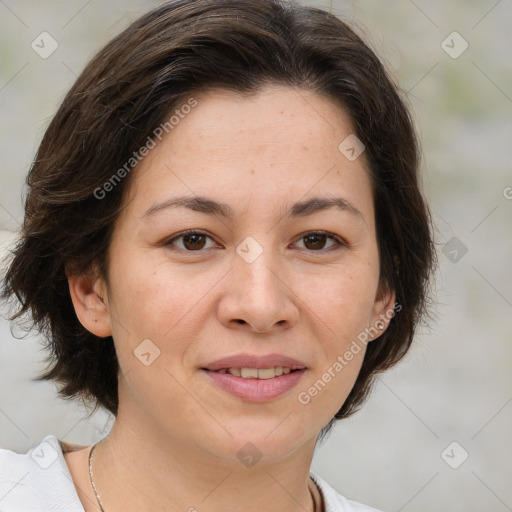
[0,1,435,510]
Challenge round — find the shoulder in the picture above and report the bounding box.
[309,470,384,512]
[0,434,85,511]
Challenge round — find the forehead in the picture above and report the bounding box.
[120,85,374,225]
[160,86,358,160]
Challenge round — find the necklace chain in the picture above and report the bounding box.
[88,442,321,512]
[89,442,106,512]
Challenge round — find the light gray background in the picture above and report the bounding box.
[1,1,511,511]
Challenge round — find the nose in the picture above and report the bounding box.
[216,243,300,333]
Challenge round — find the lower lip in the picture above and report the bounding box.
[202,369,306,402]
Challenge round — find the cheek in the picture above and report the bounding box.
[109,252,187,323]
[296,273,372,418]
[298,263,378,342]
[107,259,203,412]
[106,254,216,362]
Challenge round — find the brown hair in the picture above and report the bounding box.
[1,0,435,440]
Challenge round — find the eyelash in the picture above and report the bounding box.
[164,229,347,253]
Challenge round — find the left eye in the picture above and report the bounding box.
[165,230,344,252]
[293,231,345,251]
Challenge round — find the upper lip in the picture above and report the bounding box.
[202,353,307,371]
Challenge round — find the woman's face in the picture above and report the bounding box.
[79,85,394,464]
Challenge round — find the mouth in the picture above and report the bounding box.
[201,366,307,402]
[203,366,304,379]
[201,353,308,401]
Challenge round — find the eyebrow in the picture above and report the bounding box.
[141,195,363,221]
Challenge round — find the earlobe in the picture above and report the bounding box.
[369,285,397,341]
[66,265,112,338]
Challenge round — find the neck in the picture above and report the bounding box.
[90,409,319,512]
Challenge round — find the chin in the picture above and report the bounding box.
[206,418,315,464]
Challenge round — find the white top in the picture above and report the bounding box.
[0,434,382,512]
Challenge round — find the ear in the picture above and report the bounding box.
[65,264,112,338]
[368,282,397,341]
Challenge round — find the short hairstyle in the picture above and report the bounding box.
[1,0,435,439]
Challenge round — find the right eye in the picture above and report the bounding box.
[164,229,219,252]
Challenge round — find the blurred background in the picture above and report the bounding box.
[0,1,511,511]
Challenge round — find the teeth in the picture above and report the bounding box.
[240,367,259,378]
[216,367,296,379]
[257,368,276,380]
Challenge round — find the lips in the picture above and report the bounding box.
[201,353,307,401]
[215,367,295,379]
[202,352,307,372]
